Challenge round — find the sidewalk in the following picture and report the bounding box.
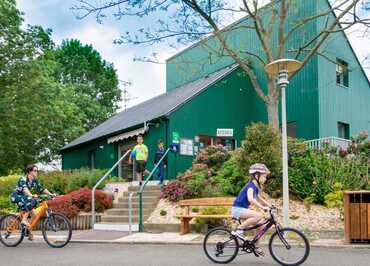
[68,230,370,249]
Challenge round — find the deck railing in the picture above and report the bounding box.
[305,137,351,150]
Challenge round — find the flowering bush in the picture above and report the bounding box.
[160,180,192,202]
[47,188,113,218]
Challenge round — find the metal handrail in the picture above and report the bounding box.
[128,191,135,234]
[138,147,171,232]
[91,149,131,228]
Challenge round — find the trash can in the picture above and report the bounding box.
[344,191,370,243]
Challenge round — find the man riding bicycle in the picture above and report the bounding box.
[10,164,55,240]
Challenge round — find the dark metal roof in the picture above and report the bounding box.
[61,64,238,151]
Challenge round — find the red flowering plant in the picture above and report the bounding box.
[47,188,113,218]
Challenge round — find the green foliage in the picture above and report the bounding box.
[348,131,370,160]
[324,182,344,209]
[0,2,121,175]
[238,122,281,179]
[195,207,229,230]
[289,150,369,204]
[191,207,199,213]
[0,175,19,197]
[53,39,121,130]
[193,145,230,170]
[0,196,14,214]
[161,146,230,201]
[213,153,247,196]
[38,168,107,194]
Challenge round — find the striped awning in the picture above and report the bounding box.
[107,127,146,144]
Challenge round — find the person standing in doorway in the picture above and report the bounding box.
[129,135,148,186]
[154,140,167,185]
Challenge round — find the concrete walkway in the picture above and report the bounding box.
[67,230,370,249]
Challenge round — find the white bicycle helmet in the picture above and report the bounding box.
[249,163,270,175]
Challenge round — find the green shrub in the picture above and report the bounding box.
[195,207,229,230]
[324,182,344,219]
[160,209,167,216]
[191,207,199,213]
[289,150,369,204]
[0,196,15,214]
[0,175,19,197]
[38,168,108,194]
[213,153,248,196]
[193,146,230,169]
[238,123,282,196]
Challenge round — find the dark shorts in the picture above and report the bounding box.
[10,192,37,212]
[135,160,147,173]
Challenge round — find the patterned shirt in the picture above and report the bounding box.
[14,176,44,195]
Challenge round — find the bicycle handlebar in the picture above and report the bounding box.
[34,194,56,203]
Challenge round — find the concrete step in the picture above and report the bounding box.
[128,185,162,192]
[118,195,159,203]
[113,201,158,209]
[123,190,161,197]
[106,208,153,216]
[101,215,149,223]
[93,222,138,232]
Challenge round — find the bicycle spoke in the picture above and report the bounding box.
[42,213,72,248]
[0,214,24,247]
[269,228,309,266]
[203,227,239,263]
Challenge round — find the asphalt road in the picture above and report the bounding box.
[0,243,369,266]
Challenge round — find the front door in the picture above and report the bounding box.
[118,140,136,180]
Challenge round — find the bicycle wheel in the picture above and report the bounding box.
[42,213,72,248]
[203,227,239,264]
[0,214,24,247]
[268,227,310,266]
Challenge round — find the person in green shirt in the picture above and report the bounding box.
[129,135,148,186]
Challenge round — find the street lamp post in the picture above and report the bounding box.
[265,59,302,227]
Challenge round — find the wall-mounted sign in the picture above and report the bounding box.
[217,128,234,137]
[172,132,180,143]
[180,138,194,156]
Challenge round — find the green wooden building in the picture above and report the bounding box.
[61,0,370,179]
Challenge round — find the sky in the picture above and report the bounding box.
[16,0,180,110]
[16,1,370,112]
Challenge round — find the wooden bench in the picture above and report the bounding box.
[175,197,235,234]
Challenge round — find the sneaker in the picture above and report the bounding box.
[254,246,265,257]
[231,229,245,240]
[27,231,34,241]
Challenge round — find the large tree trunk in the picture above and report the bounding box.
[267,99,279,130]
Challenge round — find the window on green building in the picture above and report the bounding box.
[336,59,349,87]
[337,122,350,139]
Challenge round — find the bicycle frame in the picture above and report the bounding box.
[240,208,281,244]
[15,199,51,231]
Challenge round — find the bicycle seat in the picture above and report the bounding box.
[231,217,242,224]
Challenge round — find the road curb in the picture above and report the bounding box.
[69,239,370,249]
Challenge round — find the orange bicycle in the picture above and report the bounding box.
[0,195,72,248]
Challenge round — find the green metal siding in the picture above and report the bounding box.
[166,68,266,178]
[166,0,318,92]
[165,0,320,140]
[317,1,370,137]
[62,139,118,174]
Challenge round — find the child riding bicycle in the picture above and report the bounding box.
[231,163,272,254]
